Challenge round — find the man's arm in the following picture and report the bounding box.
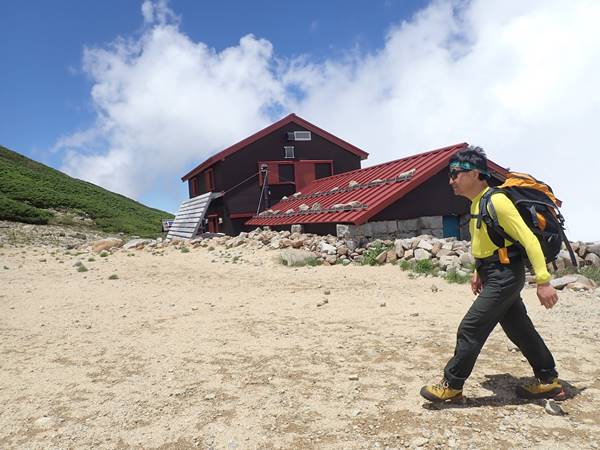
[490,194,557,308]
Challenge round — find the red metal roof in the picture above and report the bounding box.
[182,113,369,181]
[246,143,508,227]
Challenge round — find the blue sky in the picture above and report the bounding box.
[0,0,426,162]
[1,1,599,240]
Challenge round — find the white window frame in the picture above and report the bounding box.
[293,131,311,141]
[284,146,295,159]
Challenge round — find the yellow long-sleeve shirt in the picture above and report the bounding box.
[470,187,551,284]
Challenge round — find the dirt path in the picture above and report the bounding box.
[1,244,599,449]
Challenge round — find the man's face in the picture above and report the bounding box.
[449,168,479,198]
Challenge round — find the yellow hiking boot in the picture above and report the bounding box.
[516,377,564,400]
[420,379,463,402]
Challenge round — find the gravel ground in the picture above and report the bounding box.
[1,223,599,449]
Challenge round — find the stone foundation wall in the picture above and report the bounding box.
[337,216,446,243]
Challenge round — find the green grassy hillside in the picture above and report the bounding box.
[0,145,173,237]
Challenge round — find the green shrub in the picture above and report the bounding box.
[181,247,190,253]
[77,264,88,272]
[580,266,600,284]
[99,251,109,257]
[0,192,53,224]
[399,260,413,271]
[0,145,173,236]
[88,257,95,262]
[108,274,119,280]
[414,259,436,275]
[361,242,392,266]
[554,264,599,284]
[554,265,578,277]
[445,269,470,284]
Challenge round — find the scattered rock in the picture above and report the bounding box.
[280,249,316,267]
[123,238,153,250]
[544,399,564,416]
[34,416,56,429]
[410,436,429,447]
[375,251,387,265]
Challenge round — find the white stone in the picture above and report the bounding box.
[394,240,405,258]
[319,242,337,254]
[417,240,433,251]
[439,255,460,271]
[414,248,431,261]
[585,252,600,267]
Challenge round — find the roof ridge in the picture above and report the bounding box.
[319,142,467,181]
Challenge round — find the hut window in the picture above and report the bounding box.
[205,169,215,191]
[191,177,199,197]
[278,164,295,183]
[315,163,332,179]
[284,146,295,159]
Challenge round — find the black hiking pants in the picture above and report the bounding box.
[443,256,558,390]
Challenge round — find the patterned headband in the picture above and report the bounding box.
[449,161,489,176]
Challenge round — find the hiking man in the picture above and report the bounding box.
[420,146,562,402]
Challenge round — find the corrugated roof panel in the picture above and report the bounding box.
[247,143,507,227]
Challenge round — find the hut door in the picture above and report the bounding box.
[208,215,219,233]
[442,215,460,239]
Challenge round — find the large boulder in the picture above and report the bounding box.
[414,248,432,261]
[394,240,405,258]
[92,238,123,253]
[123,238,153,250]
[586,242,600,257]
[386,248,398,263]
[436,248,453,258]
[459,252,475,267]
[279,238,293,248]
[565,275,597,291]
[325,254,338,265]
[550,274,597,290]
[417,240,433,251]
[225,237,245,248]
[375,251,387,265]
[439,255,460,271]
[431,241,443,256]
[280,249,316,266]
[319,242,337,255]
[585,252,600,267]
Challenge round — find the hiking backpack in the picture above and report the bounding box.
[476,172,577,267]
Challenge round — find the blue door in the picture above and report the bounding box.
[443,215,460,239]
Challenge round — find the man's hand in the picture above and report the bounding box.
[471,271,482,295]
[537,282,558,309]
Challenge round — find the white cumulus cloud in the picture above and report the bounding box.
[56,0,600,240]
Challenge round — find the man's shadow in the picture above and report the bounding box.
[422,373,585,410]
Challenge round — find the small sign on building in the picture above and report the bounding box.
[162,219,174,232]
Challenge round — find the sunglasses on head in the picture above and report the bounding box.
[449,169,471,180]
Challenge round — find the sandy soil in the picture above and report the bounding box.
[1,243,599,450]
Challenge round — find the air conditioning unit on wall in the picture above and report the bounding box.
[287,131,312,141]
